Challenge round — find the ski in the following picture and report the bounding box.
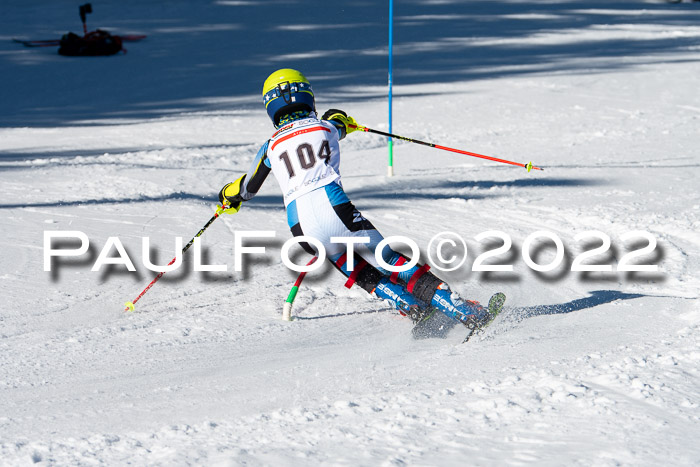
[462,292,506,343]
[411,292,506,343]
[13,34,146,48]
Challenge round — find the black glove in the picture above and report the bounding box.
[322,109,359,134]
[322,108,347,120]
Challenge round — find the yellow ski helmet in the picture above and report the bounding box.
[262,69,315,126]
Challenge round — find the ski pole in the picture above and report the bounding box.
[124,205,226,312]
[349,123,543,172]
[282,256,318,321]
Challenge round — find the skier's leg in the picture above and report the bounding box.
[287,188,425,318]
[328,250,430,321]
[288,184,488,325]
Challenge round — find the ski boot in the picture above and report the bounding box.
[373,277,432,323]
[430,284,505,336]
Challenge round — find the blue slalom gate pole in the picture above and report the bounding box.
[388,0,394,177]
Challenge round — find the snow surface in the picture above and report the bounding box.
[1,0,700,465]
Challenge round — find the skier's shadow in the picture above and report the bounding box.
[296,290,649,340]
[414,289,648,340]
[507,289,646,323]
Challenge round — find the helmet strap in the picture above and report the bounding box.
[278,82,293,104]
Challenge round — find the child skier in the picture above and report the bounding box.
[218,69,498,331]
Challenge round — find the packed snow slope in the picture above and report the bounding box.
[1,0,699,465]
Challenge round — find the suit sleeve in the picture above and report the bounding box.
[325,119,347,140]
[240,140,272,201]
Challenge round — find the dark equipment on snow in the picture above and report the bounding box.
[12,3,145,55]
[58,3,123,56]
[59,30,123,56]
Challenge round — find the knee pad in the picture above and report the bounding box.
[407,268,443,304]
[331,256,383,294]
[353,263,383,293]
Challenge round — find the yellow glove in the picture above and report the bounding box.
[322,109,359,134]
[218,175,245,214]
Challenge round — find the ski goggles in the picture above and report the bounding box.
[263,81,313,107]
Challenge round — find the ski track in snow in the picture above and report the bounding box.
[1,0,700,465]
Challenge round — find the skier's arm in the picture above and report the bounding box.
[218,141,271,212]
[321,109,359,140]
